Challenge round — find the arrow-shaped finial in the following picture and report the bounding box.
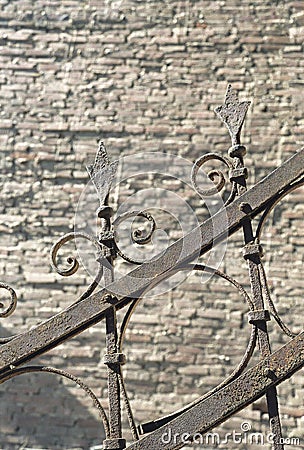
[86,141,118,206]
[214,84,251,145]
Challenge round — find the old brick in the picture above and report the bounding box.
[0,1,303,448]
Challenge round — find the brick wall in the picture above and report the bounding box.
[0,0,303,449]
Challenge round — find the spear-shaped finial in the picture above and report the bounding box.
[86,141,118,206]
[214,84,251,146]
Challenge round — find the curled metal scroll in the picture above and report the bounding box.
[0,365,110,438]
[0,282,17,318]
[191,153,238,205]
[51,232,102,277]
[50,232,104,301]
[113,211,156,264]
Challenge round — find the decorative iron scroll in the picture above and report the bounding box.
[0,85,303,450]
[0,282,17,318]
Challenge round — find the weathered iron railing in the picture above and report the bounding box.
[0,85,303,450]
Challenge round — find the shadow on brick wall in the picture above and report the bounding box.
[0,325,105,450]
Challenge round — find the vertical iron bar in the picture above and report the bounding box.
[105,307,123,439]
[100,197,126,450]
[240,192,284,450]
[214,83,285,449]
[243,235,284,450]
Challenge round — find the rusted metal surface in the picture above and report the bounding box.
[0,146,303,373]
[0,85,303,449]
[126,331,304,450]
[87,141,118,207]
[104,307,126,450]
[215,84,251,147]
[217,85,284,449]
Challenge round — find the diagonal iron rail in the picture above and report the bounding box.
[126,331,304,449]
[0,147,303,376]
[1,84,304,450]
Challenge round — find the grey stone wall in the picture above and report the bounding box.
[0,0,303,449]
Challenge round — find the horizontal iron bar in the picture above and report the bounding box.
[126,331,304,450]
[0,149,303,375]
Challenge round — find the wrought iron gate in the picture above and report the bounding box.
[0,85,303,449]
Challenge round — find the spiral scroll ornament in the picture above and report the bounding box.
[0,282,17,318]
[51,232,103,277]
[113,210,156,264]
[50,232,104,301]
[191,153,238,205]
[191,85,251,205]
